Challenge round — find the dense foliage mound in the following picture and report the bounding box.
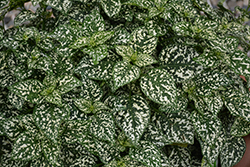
[1,0,250,166]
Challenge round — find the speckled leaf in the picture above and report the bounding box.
[194,49,220,68]
[9,79,44,104]
[225,93,250,121]
[33,103,66,143]
[8,91,24,110]
[197,129,224,165]
[208,37,238,53]
[134,53,158,67]
[44,0,72,14]
[45,90,62,106]
[90,112,116,143]
[152,111,194,145]
[113,95,150,145]
[140,68,177,105]
[129,27,157,55]
[42,138,61,166]
[220,136,245,167]
[30,155,51,167]
[82,9,105,36]
[1,154,29,167]
[37,38,54,51]
[70,36,90,49]
[168,147,191,167]
[159,89,188,113]
[172,22,194,37]
[57,75,83,94]
[13,65,33,80]
[146,19,168,37]
[56,45,78,58]
[11,131,42,161]
[113,61,140,90]
[70,154,97,167]
[80,75,103,101]
[51,24,83,46]
[100,0,121,17]
[231,117,250,137]
[14,10,38,26]
[195,71,231,91]
[129,140,161,167]
[82,45,108,64]
[3,117,23,140]
[203,93,223,116]
[115,45,134,61]
[141,123,168,148]
[29,56,53,74]
[81,61,114,80]
[109,27,130,45]
[191,111,221,147]
[20,114,39,134]
[92,31,114,46]
[74,98,93,114]
[159,44,203,82]
[0,70,18,87]
[95,140,120,164]
[225,51,250,76]
[124,0,154,9]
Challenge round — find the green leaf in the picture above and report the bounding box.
[42,138,61,166]
[57,75,83,94]
[29,56,53,74]
[129,140,162,167]
[207,37,238,53]
[231,117,250,137]
[225,50,250,76]
[159,44,203,82]
[113,61,140,90]
[100,0,121,17]
[82,9,105,36]
[90,112,116,143]
[9,79,44,104]
[82,45,109,64]
[140,68,177,105]
[44,0,72,14]
[11,131,42,161]
[114,95,150,145]
[45,90,62,106]
[33,103,68,143]
[129,27,158,55]
[8,92,25,110]
[191,111,222,147]
[152,111,194,145]
[3,117,23,140]
[92,31,114,45]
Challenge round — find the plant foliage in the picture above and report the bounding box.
[1,0,250,166]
